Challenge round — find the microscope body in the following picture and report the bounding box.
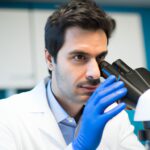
[100,59,150,147]
[100,59,150,109]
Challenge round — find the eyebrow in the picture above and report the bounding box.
[69,50,108,58]
[96,51,108,59]
[69,50,90,56]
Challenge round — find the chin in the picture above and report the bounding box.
[77,94,91,104]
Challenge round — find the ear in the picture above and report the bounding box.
[45,49,54,71]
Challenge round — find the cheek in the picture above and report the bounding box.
[65,66,86,87]
[56,56,87,88]
[55,62,74,87]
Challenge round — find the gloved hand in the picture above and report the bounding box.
[72,75,127,150]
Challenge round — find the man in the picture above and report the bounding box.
[0,0,145,149]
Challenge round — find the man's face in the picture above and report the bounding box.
[50,27,108,104]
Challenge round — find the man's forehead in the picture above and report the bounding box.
[59,26,108,56]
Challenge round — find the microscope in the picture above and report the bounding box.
[100,59,150,149]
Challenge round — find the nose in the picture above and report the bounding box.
[86,59,101,80]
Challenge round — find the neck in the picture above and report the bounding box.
[50,78,84,118]
[51,86,84,117]
[58,99,84,118]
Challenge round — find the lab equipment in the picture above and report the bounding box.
[100,59,150,149]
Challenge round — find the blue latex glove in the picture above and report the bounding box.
[72,75,127,150]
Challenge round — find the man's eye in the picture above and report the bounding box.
[73,55,87,61]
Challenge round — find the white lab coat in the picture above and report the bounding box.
[0,77,145,150]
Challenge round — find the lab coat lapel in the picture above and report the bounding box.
[31,111,66,148]
[27,78,66,148]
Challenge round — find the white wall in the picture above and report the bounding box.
[0,9,35,89]
[107,12,146,68]
[0,8,146,89]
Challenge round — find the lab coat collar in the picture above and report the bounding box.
[29,77,66,147]
[22,77,66,147]
[13,77,52,113]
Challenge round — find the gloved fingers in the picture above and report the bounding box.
[89,75,116,101]
[102,102,126,121]
[93,81,125,105]
[99,75,116,89]
[95,87,127,114]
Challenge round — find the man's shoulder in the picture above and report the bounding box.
[0,90,32,112]
[0,77,50,113]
